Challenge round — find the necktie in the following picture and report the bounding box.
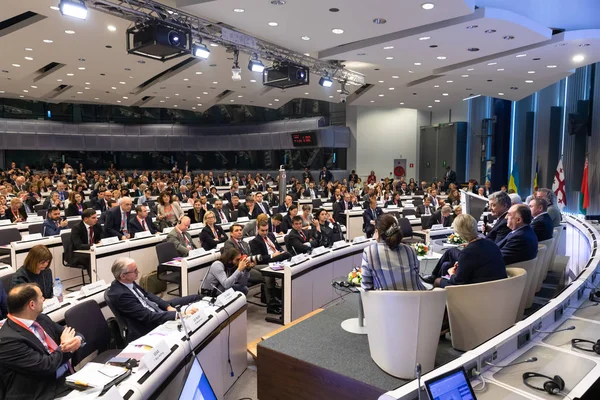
[372,209,376,219]
[141,219,147,231]
[121,212,127,233]
[89,226,94,244]
[55,220,59,228]
[300,230,306,241]
[183,233,191,249]
[133,287,161,312]
[344,202,347,210]
[237,240,247,255]
[31,321,58,353]
[220,210,228,223]
[264,236,277,252]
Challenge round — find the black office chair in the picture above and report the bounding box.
[399,218,422,245]
[36,209,48,218]
[60,232,89,292]
[0,228,21,266]
[67,219,80,229]
[412,198,424,206]
[83,200,94,209]
[0,272,15,293]
[231,210,239,222]
[402,208,416,217]
[65,300,122,366]
[104,291,128,347]
[33,204,45,213]
[420,215,433,230]
[311,199,323,209]
[155,242,182,296]
[28,223,43,235]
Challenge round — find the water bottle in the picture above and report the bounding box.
[427,240,433,256]
[53,277,63,302]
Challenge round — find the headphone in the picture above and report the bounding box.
[571,338,600,354]
[589,290,600,302]
[522,372,565,395]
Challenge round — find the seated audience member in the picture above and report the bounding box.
[65,192,84,217]
[300,204,313,227]
[477,187,486,197]
[213,199,232,224]
[42,206,69,236]
[428,189,440,209]
[166,216,196,257]
[43,191,64,211]
[277,195,294,213]
[265,186,278,207]
[223,185,239,203]
[486,191,512,243]
[253,192,271,217]
[157,191,184,227]
[429,205,453,229]
[238,195,256,219]
[250,220,291,264]
[536,188,562,227]
[199,211,228,251]
[3,197,27,222]
[416,196,435,218]
[361,214,428,291]
[104,197,133,240]
[434,214,506,288]
[225,195,241,215]
[137,188,152,206]
[529,198,554,242]
[280,204,298,233]
[287,216,317,254]
[70,208,103,272]
[187,198,205,224]
[270,213,283,235]
[0,280,6,319]
[129,204,157,237]
[498,204,538,265]
[201,248,252,295]
[107,258,199,341]
[12,245,55,299]
[509,193,522,205]
[311,208,338,248]
[0,283,84,399]
[242,214,268,238]
[385,192,403,208]
[362,196,383,238]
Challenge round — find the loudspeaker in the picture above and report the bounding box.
[522,372,565,395]
[571,338,600,354]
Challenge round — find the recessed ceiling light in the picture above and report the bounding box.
[173,105,178,107]
[301,36,310,41]
[43,39,53,43]
[166,97,170,99]
[386,56,394,60]
[196,97,201,99]
[400,102,404,105]
[238,95,243,98]
[579,43,591,47]
[268,22,278,26]
[329,96,333,98]
[378,80,384,83]
[487,62,497,66]
[408,70,414,73]
[77,91,83,94]
[197,103,202,106]
[213,81,218,84]
[107,25,116,32]
[419,36,431,41]
[421,3,435,10]
[119,81,126,84]
[573,54,585,62]
[19,95,24,98]
[78,67,85,70]
[370,100,375,103]
[485,29,496,33]
[414,62,422,66]
[210,43,218,47]
[467,68,474,71]
[271,0,286,4]
[442,93,449,96]
[515,54,527,58]
[434,85,439,88]
[467,48,479,52]
[23,90,28,93]
[357,52,366,56]
[111,86,117,90]
[332,29,344,34]
[446,80,453,83]
[250,80,256,83]
[175,93,179,96]
[274,99,280,101]
[389,87,395,90]
[94,97,99,100]
[233,8,244,12]
[117,100,122,103]
[57,79,63,82]
[498,92,504,95]
[461,75,469,78]
[192,107,196,110]
[183,78,189,81]
[466,25,478,29]
[525,80,534,83]
[230,99,235,102]
[304,53,310,56]
[436,56,446,60]
[28,85,36,89]
[268,103,273,106]
[65,30,75,35]
[84,87,90,90]
[24,56,33,61]
[378,94,384,97]
[392,75,399,79]
[434,100,440,103]
[528,71,535,74]
[383,46,394,50]
[503,35,515,40]
[12,64,21,67]
[85,82,90,84]
[123,96,128,99]
[195,71,203,75]
[429,44,438,48]
[24,48,33,51]
[160,100,165,103]
[497,68,505,71]
[203,92,208,95]
[546,65,557,68]
[50,5,59,10]
[304,92,309,95]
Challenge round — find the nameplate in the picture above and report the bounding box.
[80,280,106,296]
[0,220,11,226]
[290,254,309,264]
[27,216,44,223]
[387,205,399,209]
[188,248,206,258]
[430,224,444,231]
[237,216,250,222]
[43,297,61,313]
[189,223,203,230]
[184,309,207,332]
[214,288,236,307]
[140,339,170,373]
[406,215,417,220]
[311,246,328,256]
[134,230,152,239]
[162,227,174,234]
[99,386,124,400]
[100,236,120,245]
[21,233,43,242]
[332,240,348,249]
[352,236,367,244]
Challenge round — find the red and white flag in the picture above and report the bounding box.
[552,157,567,211]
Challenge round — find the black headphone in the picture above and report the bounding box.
[589,290,600,302]
[571,338,600,354]
[522,372,565,395]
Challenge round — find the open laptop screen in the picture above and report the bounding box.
[424,366,477,400]
[178,358,217,400]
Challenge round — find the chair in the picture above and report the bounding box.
[36,209,48,218]
[402,208,416,217]
[67,219,80,229]
[399,218,422,245]
[412,198,423,206]
[104,291,128,347]
[231,210,239,222]
[83,200,94,209]
[535,239,554,292]
[64,300,121,367]
[0,272,15,293]
[0,228,21,246]
[33,204,45,212]
[28,223,43,235]
[420,215,432,230]
[445,268,527,351]
[60,232,89,292]
[507,257,538,320]
[155,242,181,296]
[360,288,447,378]
[547,227,563,274]
[311,199,323,209]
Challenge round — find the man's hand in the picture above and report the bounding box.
[61,336,83,353]
[167,306,176,312]
[60,327,75,345]
[185,307,198,316]
[60,219,69,228]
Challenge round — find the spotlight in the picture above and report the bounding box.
[231,50,241,81]
[248,54,265,73]
[319,76,333,88]
[58,0,88,20]
[192,43,210,59]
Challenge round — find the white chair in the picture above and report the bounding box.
[508,257,538,320]
[529,244,547,305]
[548,227,563,274]
[360,288,447,379]
[535,239,554,292]
[445,268,527,351]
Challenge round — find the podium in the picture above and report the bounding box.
[460,190,488,221]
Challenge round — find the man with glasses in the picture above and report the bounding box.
[107,257,200,341]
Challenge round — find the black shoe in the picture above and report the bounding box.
[270,297,282,305]
[421,274,436,284]
[267,305,282,315]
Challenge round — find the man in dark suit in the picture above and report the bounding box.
[498,204,538,265]
[166,217,196,257]
[302,167,313,183]
[428,189,440,209]
[104,197,133,240]
[129,205,157,237]
[416,196,435,218]
[319,167,333,183]
[223,185,239,203]
[106,258,200,342]
[486,191,512,243]
[333,193,353,225]
[277,195,294,213]
[428,205,453,229]
[70,208,103,272]
[225,195,241,215]
[42,207,69,237]
[92,189,109,212]
[529,198,554,242]
[363,197,383,238]
[287,216,317,254]
[238,195,256,219]
[265,186,278,207]
[252,192,271,217]
[213,199,232,224]
[444,166,457,189]
[250,220,290,264]
[0,283,84,400]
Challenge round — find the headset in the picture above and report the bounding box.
[589,290,600,302]
[571,338,600,354]
[522,372,565,395]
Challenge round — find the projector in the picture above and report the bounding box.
[263,63,309,89]
[127,22,191,62]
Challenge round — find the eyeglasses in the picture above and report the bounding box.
[124,268,139,275]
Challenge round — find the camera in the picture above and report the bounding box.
[340,94,347,104]
[241,254,263,264]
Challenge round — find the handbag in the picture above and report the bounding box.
[140,271,167,295]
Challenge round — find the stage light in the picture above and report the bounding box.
[319,76,333,88]
[58,0,88,20]
[231,50,242,81]
[248,54,265,73]
[192,43,210,59]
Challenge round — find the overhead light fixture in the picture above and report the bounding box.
[573,54,585,62]
[12,64,21,67]
[515,54,527,58]
[466,25,478,29]
[301,36,310,41]
[463,94,481,101]
[64,30,76,35]
[446,80,453,83]
[546,65,557,68]
[107,25,116,32]
[421,3,435,10]
[528,71,535,74]
[233,8,244,12]
[498,92,504,95]
[487,62,497,66]
[503,35,515,40]
[525,80,534,83]
[386,56,394,60]
[485,29,496,33]
[25,48,33,51]
[268,22,279,26]
[392,75,399,79]
[24,57,33,61]
[442,93,449,96]
[434,100,440,103]
[414,62,422,66]
[419,36,431,41]
[461,75,469,78]
[434,85,439,88]
[497,68,505,71]
[319,76,333,88]
[467,48,479,52]
[43,39,53,43]
[383,46,394,50]
[331,29,344,34]
[436,56,446,60]
[248,54,265,72]
[467,68,474,71]
[59,0,88,20]
[192,42,210,59]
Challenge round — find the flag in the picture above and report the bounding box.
[580,156,589,215]
[533,160,539,192]
[552,157,567,211]
[508,164,519,194]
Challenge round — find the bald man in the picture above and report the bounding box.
[104,197,133,240]
[166,216,197,257]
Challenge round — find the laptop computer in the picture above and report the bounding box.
[424,366,477,400]
[178,358,217,400]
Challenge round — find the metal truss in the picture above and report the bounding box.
[87,0,366,85]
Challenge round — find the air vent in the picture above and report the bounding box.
[132,96,155,107]
[33,62,65,82]
[135,57,199,94]
[0,11,46,38]
[45,85,73,99]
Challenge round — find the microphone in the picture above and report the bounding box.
[174,305,194,353]
[534,325,576,334]
[415,363,422,400]
[211,284,224,294]
[485,357,537,368]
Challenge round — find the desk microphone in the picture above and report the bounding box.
[534,326,576,334]
[415,363,422,400]
[209,284,224,305]
[174,305,194,355]
[485,357,537,368]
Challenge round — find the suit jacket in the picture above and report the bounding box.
[252,201,271,218]
[415,204,434,218]
[277,203,291,213]
[444,170,457,183]
[385,199,403,208]
[223,191,239,203]
[486,212,511,243]
[0,313,81,400]
[287,228,316,254]
[280,214,294,233]
[223,237,251,255]
[250,233,286,263]
[498,225,539,266]
[71,221,103,252]
[106,280,176,342]
[187,208,205,225]
[238,204,255,219]
[199,225,227,251]
[129,215,157,237]
[93,197,109,212]
[362,207,383,238]
[166,228,196,257]
[214,208,232,224]
[3,207,27,223]
[531,213,554,242]
[319,171,333,182]
[429,211,452,228]
[42,218,67,237]
[65,203,83,217]
[103,206,131,238]
[264,193,278,207]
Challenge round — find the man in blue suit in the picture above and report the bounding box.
[362,196,383,238]
[528,198,554,242]
[498,204,538,266]
[104,197,133,240]
[41,207,69,237]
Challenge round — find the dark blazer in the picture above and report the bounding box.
[223,238,251,255]
[252,201,271,218]
[0,313,82,400]
[214,208,232,224]
[129,215,157,237]
[362,207,383,238]
[498,225,539,266]
[439,239,507,287]
[238,204,255,219]
[187,208,205,225]
[319,170,333,182]
[71,221,103,251]
[280,214,294,233]
[225,202,239,215]
[4,207,27,223]
[93,197,109,213]
[531,213,554,242]
[277,203,291,213]
[103,206,131,238]
[486,212,511,243]
[287,228,316,254]
[199,225,227,251]
[429,211,452,228]
[223,191,239,203]
[385,199,403,208]
[416,204,434,218]
[265,193,278,207]
[106,280,176,341]
[0,281,6,319]
[42,218,67,237]
[250,233,287,263]
[65,203,83,217]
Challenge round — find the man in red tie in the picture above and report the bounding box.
[70,208,103,275]
[287,216,317,254]
[0,283,84,399]
[129,205,158,237]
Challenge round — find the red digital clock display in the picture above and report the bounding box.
[291,132,317,147]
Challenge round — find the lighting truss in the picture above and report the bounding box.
[85,0,365,86]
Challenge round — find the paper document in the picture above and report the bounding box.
[66,362,128,388]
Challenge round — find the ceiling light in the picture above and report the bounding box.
[328,96,334,99]
[274,99,280,102]
[487,62,497,66]
[23,90,28,93]
[24,57,33,61]
[248,54,265,72]
[160,100,165,103]
[268,103,273,106]
[85,82,90,84]
[392,76,399,79]
[467,68,474,71]
[386,56,394,60]
[503,35,515,40]
[173,105,177,107]
[43,39,53,43]
[373,18,387,24]
[419,36,431,41]
[24,48,33,51]
[12,64,20,67]
[436,56,446,60]
[212,82,218,84]
[250,79,256,83]
[77,91,83,94]
[446,80,453,83]
[497,68,504,71]
[78,67,85,70]
[31,85,37,89]
[84,87,90,89]
[400,102,404,105]
[94,97,99,100]
[302,36,310,41]
[319,76,333,88]
[59,0,88,20]
[57,79,63,82]
[119,81,126,84]
[304,53,310,56]
[414,62,422,66]
[389,87,395,90]
[515,54,527,58]
[183,78,189,81]
[573,54,585,62]
[233,8,244,12]
[332,29,344,34]
[461,75,469,78]
[230,100,235,102]
[547,65,557,68]
[107,25,116,32]
[485,29,496,33]
[428,105,433,108]
[272,0,286,5]
[370,100,375,103]
[304,92,309,95]
[434,100,440,103]
[111,86,117,90]
[192,42,210,59]
[378,80,384,83]
[421,3,435,10]
[408,70,414,73]
[19,95,24,98]
[466,25,478,29]
[434,85,439,88]
[64,30,76,35]
[50,6,59,10]
[525,80,534,83]
[383,46,394,50]
[203,92,208,95]
[268,22,279,27]
[442,93,449,96]
[498,92,504,95]
[195,71,203,75]
[528,71,535,74]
